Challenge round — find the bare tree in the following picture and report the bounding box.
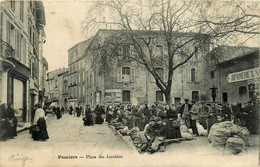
[82,0,259,105]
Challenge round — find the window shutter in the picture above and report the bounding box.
[130,67,135,82]
[117,67,122,82]
[195,68,199,82]
[187,69,191,82]
[164,68,168,83]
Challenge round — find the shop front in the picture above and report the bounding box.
[217,49,259,104]
[6,57,30,122]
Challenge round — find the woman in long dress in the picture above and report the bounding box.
[83,105,93,126]
[56,106,62,119]
[32,104,49,141]
[95,105,105,124]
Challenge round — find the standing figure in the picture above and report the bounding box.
[106,106,113,123]
[7,104,18,137]
[32,104,49,141]
[52,106,57,116]
[77,106,82,117]
[198,100,209,130]
[83,105,93,126]
[56,106,62,119]
[179,99,192,128]
[95,105,105,124]
[208,103,219,134]
[189,101,199,136]
[61,106,65,115]
[69,105,73,115]
[0,103,13,140]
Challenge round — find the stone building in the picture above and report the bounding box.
[45,68,67,107]
[204,46,259,104]
[69,29,209,108]
[67,39,92,108]
[0,0,47,123]
[57,69,68,110]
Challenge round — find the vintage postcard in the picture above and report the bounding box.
[0,0,259,166]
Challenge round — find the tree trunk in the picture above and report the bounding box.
[164,92,172,105]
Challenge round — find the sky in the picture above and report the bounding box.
[43,1,91,71]
[42,1,259,72]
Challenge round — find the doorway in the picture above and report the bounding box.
[222,92,228,103]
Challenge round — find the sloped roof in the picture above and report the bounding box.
[209,45,259,63]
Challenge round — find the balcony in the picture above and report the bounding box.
[0,40,15,58]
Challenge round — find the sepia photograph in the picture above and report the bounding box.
[0,0,259,166]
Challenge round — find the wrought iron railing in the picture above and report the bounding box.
[0,40,15,58]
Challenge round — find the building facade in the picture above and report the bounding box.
[67,39,92,108]
[68,29,259,109]
[0,0,47,123]
[68,29,209,109]
[45,68,67,108]
[204,46,259,104]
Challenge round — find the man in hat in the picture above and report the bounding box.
[145,117,167,153]
[178,99,192,128]
[144,117,157,152]
[198,100,209,130]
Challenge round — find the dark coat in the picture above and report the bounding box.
[179,104,192,117]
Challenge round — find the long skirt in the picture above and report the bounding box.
[166,120,182,139]
[32,118,49,141]
[106,114,112,123]
[57,111,62,119]
[0,120,13,140]
[83,115,93,126]
[96,115,104,124]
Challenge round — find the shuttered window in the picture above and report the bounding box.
[117,67,135,83]
[191,68,196,82]
[117,67,122,82]
[156,91,164,102]
[122,90,130,102]
[20,1,24,22]
[15,30,21,61]
[130,67,135,82]
[6,21,11,44]
[188,68,199,83]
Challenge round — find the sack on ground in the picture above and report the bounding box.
[226,136,246,154]
[180,125,189,133]
[200,130,207,136]
[181,132,193,140]
[197,122,206,136]
[208,123,220,143]
[212,135,228,147]
[241,127,250,136]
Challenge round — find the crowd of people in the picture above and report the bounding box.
[77,98,259,153]
[0,97,259,148]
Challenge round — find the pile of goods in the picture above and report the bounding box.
[208,121,250,154]
[197,122,207,136]
[180,124,193,140]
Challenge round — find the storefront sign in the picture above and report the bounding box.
[227,67,260,83]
